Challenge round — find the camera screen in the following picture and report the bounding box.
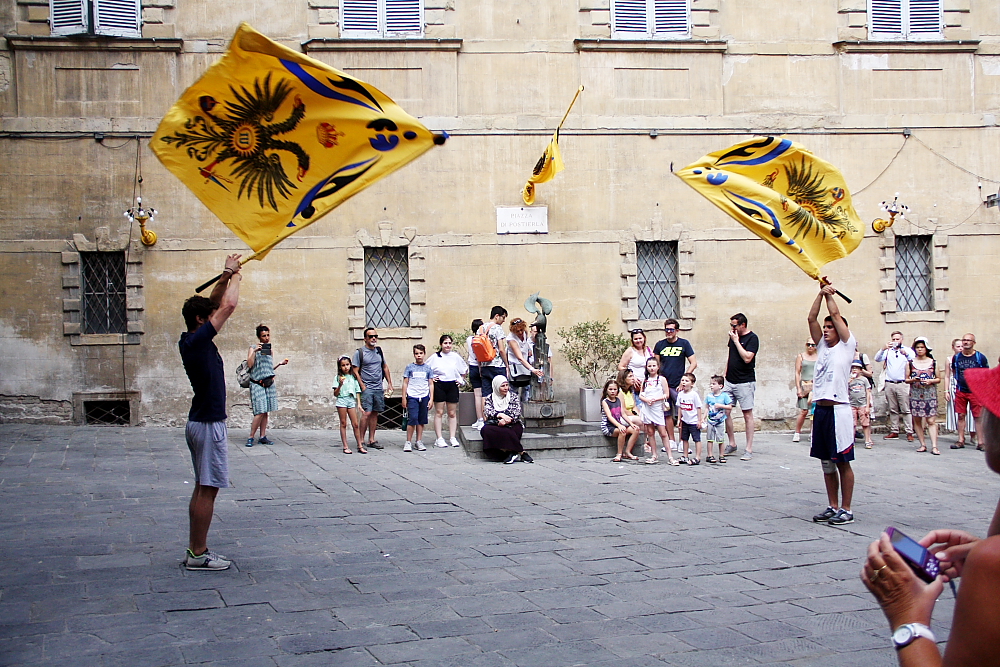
[890,530,929,564]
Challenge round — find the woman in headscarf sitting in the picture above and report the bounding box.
[482,375,533,465]
[862,363,1000,665]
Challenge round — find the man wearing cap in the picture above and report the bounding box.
[875,331,916,442]
[952,333,990,450]
[807,282,857,526]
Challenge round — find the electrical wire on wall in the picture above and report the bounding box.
[120,137,141,398]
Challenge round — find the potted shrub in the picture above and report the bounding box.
[557,319,629,422]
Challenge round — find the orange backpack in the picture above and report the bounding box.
[471,328,498,363]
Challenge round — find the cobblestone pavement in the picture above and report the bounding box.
[1,423,993,666]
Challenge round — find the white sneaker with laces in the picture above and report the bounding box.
[184,549,231,571]
[435,437,448,448]
[473,419,484,431]
[669,440,678,452]
[450,437,461,448]
[792,433,801,442]
[416,441,426,451]
[403,441,412,452]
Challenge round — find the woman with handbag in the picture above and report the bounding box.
[481,375,532,464]
[506,318,543,402]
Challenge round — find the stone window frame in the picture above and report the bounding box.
[619,223,695,331]
[62,228,145,345]
[878,224,949,324]
[306,0,457,41]
[579,0,720,41]
[835,0,971,44]
[347,221,426,341]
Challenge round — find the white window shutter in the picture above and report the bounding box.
[907,0,942,36]
[49,0,89,36]
[342,0,379,35]
[653,0,689,36]
[613,0,650,37]
[869,0,903,36]
[385,0,422,35]
[93,0,141,37]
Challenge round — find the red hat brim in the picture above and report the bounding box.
[965,366,1000,419]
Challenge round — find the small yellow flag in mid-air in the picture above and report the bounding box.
[675,137,863,280]
[522,132,564,205]
[521,85,583,206]
[151,23,442,260]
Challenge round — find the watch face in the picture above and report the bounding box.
[893,626,913,644]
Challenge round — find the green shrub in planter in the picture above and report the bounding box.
[556,319,629,389]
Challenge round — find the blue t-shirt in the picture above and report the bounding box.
[179,320,227,422]
[704,391,732,425]
[953,351,989,393]
[652,337,695,388]
[403,362,432,399]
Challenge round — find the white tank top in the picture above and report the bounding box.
[627,346,653,378]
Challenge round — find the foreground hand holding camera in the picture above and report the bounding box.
[860,359,1000,667]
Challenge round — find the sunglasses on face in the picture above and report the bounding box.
[367,334,378,339]
[664,328,677,333]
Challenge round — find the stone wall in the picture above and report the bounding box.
[2,0,999,426]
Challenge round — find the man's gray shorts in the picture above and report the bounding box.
[185,421,229,488]
[724,380,756,411]
[361,387,385,413]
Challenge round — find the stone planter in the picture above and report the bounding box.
[579,387,602,422]
[458,391,477,426]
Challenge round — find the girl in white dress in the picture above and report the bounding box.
[638,356,678,465]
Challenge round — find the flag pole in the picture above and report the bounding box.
[819,276,852,304]
[556,86,585,132]
[195,252,258,293]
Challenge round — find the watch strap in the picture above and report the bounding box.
[893,623,936,649]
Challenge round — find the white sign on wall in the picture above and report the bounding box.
[496,206,548,234]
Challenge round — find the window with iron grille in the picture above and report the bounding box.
[365,247,410,328]
[868,0,942,41]
[341,0,423,38]
[895,235,933,312]
[636,241,679,320]
[81,251,128,334]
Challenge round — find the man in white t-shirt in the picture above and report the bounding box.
[807,282,857,526]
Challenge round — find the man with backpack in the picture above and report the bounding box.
[353,328,394,450]
[473,306,509,429]
[952,333,989,450]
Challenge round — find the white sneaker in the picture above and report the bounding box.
[669,440,678,452]
[416,441,426,451]
[473,419,485,431]
[435,437,448,448]
[403,441,412,452]
[450,437,461,448]
[792,433,801,442]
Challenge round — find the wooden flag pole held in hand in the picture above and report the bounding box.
[196,253,256,293]
[820,276,852,304]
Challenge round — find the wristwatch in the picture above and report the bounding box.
[892,623,936,649]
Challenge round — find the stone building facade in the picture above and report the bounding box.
[1,0,999,428]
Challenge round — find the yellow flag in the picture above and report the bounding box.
[521,132,564,205]
[152,23,441,259]
[675,137,863,280]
